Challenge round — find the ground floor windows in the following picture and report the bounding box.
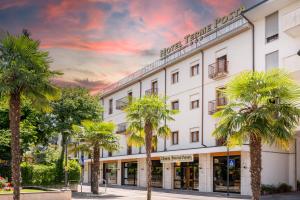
[152,160,163,188]
[103,162,117,185]
[122,162,137,186]
[174,159,199,190]
[213,155,241,193]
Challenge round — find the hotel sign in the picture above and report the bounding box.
[160,6,245,58]
[160,154,194,163]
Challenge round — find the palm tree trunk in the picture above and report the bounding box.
[91,144,100,194]
[250,133,262,200]
[145,121,152,200]
[9,91,21,200]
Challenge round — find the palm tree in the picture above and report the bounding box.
[0,32,61,200]
[125,95,177,200]
[213,69,300,200]
[72,120,119,194]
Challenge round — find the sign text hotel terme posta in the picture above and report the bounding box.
[160,6,245,58]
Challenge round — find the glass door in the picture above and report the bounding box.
[122,162,137,186]
[174,161,198,190]
[213,155,241,193]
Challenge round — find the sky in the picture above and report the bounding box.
[0,0,262,94]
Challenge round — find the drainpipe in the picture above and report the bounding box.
[241,13,255,72]
[139,80,142,154]
[164,68,167,151]
[201,50,207,147]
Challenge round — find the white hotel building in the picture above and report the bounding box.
[81,0,300,195]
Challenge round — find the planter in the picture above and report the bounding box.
[0,189,71,200]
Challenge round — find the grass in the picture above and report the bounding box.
[0,189,47,194]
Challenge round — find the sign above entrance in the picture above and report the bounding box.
[160,154,193,163]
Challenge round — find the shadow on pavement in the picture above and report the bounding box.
[72,192,124,199]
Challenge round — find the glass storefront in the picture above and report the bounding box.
[103,162,117,185]
[152,160,163,188]
[213,155,241,193]
[122,162,137,186]
[173,159,199,190]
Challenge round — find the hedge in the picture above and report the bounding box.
[21,160,81,186]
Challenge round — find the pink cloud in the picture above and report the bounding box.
[0,0,30,10]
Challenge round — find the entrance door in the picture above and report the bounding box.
[122,162,137,186]
[174,161,198,190]
[213,155,241,193]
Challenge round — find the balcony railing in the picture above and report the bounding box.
[116,122,127,134]
[208,97,228,115]
[116,96,130,110]
[145,87,158,96]
[208,61,228,80]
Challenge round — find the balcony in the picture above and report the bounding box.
[145,87,158,96]
[208,97,228,115]
[282,7,300,37]
[116,96,130,110]
[116,122,127,134]
[208,61,228,80]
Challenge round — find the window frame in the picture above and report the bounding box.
[171,71,179,84]
[190,99,200,109]
[171,100,179,110]
[265,11,279,43]
[191,131,199,143]
[171,131,179,145]
[190,64,199,77]
[109,98,113,114]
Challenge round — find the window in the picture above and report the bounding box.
[191,100,199,109]
[108,151,112,157]
[127,145,132,155]
[265,51,279,70]
[109,99,113,114]
[191,64,199,76]
[128,91,133,104]
[191,131,199,143]
[171,71,179,84]
[265,12,278,43]
[171,131,179,145]
[171,100,179,110]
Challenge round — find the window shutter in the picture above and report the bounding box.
[266,51,279,70]
[265,12,279,39]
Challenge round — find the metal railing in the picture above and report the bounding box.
[116,96,130,110]
[208,97,228,115]
[145,87,158,95]
[116,122,127,134]
[208,61,228,80]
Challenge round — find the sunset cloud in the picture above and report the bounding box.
[0,0,261,94]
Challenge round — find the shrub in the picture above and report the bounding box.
[297,180,300,191]
[21,162,56,186]
[277,183,292,193]
[261,183,293,195]
[66,159,81,183]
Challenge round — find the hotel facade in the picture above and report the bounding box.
[81,0,300,195]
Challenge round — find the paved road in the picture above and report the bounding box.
[72,185,300,200]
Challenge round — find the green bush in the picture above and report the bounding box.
[261,183,292,195]
[21,162,56,186]
[66,159,81,183]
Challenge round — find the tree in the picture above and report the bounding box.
[125,95,176,200]
[72,120,119,194]
[213,69,300,200]
[0,33,60,200]
[50,87,102,183]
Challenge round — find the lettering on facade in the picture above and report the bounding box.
[160,154,194,163]
[160,6,245,58]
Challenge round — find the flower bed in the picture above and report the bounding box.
[0,176,13,193]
